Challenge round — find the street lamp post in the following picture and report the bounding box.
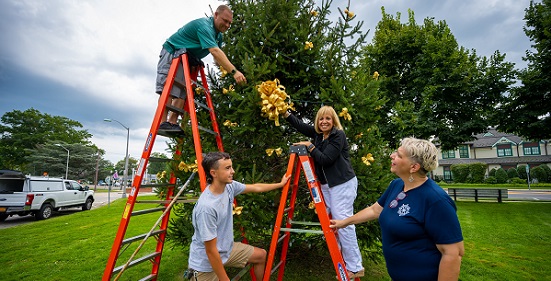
[104,118,129,198]
[55,144,70,179]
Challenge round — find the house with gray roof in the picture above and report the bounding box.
[434,128,551,181]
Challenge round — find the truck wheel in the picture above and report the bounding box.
[82,198,93,211]
[0,214,8,222]
[36,203,53,220]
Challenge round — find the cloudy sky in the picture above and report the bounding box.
[0,0,534,164]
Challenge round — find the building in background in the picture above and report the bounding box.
[434,128,551,181]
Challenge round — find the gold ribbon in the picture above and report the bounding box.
[257,79,294,126]
[266,147,283,156]
[220,65,228,78]
[223,120,238,127]
[178,160,198,172]
[339,107,352,121]
[373,71,380,80]
[362,153,375,166]
[232,203,243,215]
[344,8,355,19]
[223,85,235,94]
[304,41,314,50]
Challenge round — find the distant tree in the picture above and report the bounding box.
[489,167,498,177]
[495,168,509,183]
[507,167,520,179]
[496,0,551,139]
[469,163,487,183]
[539,164,551,182]
[0,108,92,171]
[114,157,138,177]
[25,141,101,180]
[450,164,469,183]
[362,8,516,149]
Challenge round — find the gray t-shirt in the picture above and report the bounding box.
[188,181,246,272]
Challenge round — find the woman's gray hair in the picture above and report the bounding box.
[400,137,439,174]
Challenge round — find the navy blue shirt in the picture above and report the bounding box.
[377,178,463,281]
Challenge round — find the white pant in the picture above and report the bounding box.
[321,177,363,272]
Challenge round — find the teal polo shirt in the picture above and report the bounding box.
[163,17,223,59]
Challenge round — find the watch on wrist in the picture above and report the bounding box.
[231,69,237,75]
[307,144,315,151]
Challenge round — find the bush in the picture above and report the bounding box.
[539,165,551,183]
[510,177,526,184]
[517,165,528,179]
[495,168,509,183]
[489,168,498,177]
[507,168,520,179]
[470,163,487,183]
[484,176,497,184]
[531,166,549,183]
[450,164,469,183]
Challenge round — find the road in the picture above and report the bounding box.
[0,190,152,229]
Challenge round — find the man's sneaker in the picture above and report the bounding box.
[159,122,184,134]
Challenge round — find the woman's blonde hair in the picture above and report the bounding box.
[314,106,343,134]
[400,137,439,174]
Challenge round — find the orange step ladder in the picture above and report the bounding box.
[263,145,360,281]
[102,50,226,281]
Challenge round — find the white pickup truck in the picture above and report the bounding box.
[0,170,95,221]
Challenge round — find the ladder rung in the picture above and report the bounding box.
[231,263,253,281]
[136,198,198,204]
[288,220,321,226]
[271,260,284,275]
[173,77,186,90]
[277,232,289,244]
[165,104,186,116]
[194,99,212,111]
[112,252,161,274]
[132,207,166,216]
[122,229,165,245]
[198,125,218,136]
[139,183,175,188]
[280,227,323,235]
[138,274,157,281]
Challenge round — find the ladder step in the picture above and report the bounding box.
[136,198,198,204]
[165,104,186,116]
[279,227,324,235]
[139,183,175,188]
[173,77,186,90]
[194,99,212,111]
[112,252,162,274]
[122,229,166,245]
[138,274,157,281]
[198,125,219,136]
[288,220,321,226]
[132,207,166,216]
[230,263,253,281]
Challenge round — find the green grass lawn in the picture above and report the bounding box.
[0,198,550,280]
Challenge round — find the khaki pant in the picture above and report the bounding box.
[194,242,254,281]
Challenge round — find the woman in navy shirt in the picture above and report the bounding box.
[330,137,464,281]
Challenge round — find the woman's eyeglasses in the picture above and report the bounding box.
[389,191,407,208]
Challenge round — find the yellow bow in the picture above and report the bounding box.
[266,147,283,157]
[257,79,294,126]
[232,203,243,215]
[220,65,228,78]
[373,71,380,80]
[344,8,355,19]
[304,41,314,50]
[362,153,375,166]
[223,120,238,127]
[178,160,198,172]
[223,85,235,94]
[339,107,352,121]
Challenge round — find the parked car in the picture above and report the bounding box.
[0,170,95,221]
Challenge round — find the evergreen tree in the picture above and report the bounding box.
[167,0,393,263]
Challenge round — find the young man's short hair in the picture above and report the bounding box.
[202,152,231,183]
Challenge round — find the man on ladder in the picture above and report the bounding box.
[155,4,247,133]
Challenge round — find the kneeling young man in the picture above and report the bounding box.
[187,151,289,281]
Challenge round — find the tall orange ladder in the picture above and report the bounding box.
[263,145,360,281]
[102,50,225,281]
